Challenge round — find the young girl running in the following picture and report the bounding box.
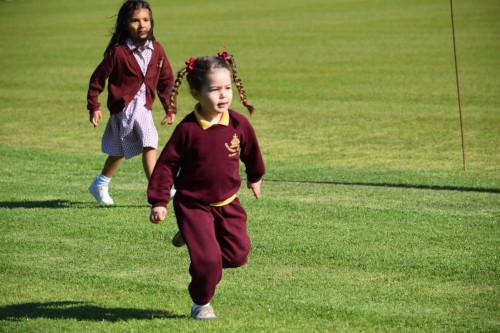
[148,52,265,320]
[87,0,176,204]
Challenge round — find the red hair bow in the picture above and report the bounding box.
[185,57,196,73]
[217,52,231,62]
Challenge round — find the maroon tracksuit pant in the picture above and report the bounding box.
[173,194,251,305]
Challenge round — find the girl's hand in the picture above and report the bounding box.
[161,114,176,125]
[247,179,262,199]
[90,110,102,127]
[150,206,167,224]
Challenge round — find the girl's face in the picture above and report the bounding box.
[127,8,151,44]
[192,68,233,119]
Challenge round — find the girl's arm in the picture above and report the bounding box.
[150,206,167,223]
[240,121,265,186]
[87,54,115,113]
[89,109,102,127]
[147,125,183,208]
[247,179,262,199]
[155,45,176,123]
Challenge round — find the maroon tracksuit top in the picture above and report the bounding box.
[148,109,265,207]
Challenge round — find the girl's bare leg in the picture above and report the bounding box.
[89,155,123,205]
[102,155,124,178]
[142,147,156,180]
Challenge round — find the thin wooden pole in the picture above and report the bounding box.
[450,0,467,171]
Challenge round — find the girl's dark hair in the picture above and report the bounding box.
[104,0,154,58]
[168,53,255,115]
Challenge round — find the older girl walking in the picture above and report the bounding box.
[87,0,175,204]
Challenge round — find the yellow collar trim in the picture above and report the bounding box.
[194,105,229,130]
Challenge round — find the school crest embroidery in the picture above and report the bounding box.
[225,134,240,157]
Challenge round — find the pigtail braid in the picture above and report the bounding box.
[226,54,255,115]
[168,67,188,114]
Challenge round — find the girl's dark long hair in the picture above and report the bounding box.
[103,0,155,58]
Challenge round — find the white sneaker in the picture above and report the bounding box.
[89,179,114,205]
[171,231,185,247]
[191,304,217,320]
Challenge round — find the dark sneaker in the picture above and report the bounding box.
[172,231,185,247]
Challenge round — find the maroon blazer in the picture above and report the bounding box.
[87,41,175,116]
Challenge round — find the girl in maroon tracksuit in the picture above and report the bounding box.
[148,52,265,320]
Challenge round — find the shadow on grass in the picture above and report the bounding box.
[1,180,497,210]
[267,179,500,194]
[0,301,187,322]
[0,200,83,209]
[0,200,149,209]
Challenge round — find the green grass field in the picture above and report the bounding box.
[0,0,499,332]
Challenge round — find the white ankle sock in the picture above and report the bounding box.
[95,173,111,187]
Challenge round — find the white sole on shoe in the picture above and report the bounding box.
[191,304,217,320]
[88,181,114,205]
